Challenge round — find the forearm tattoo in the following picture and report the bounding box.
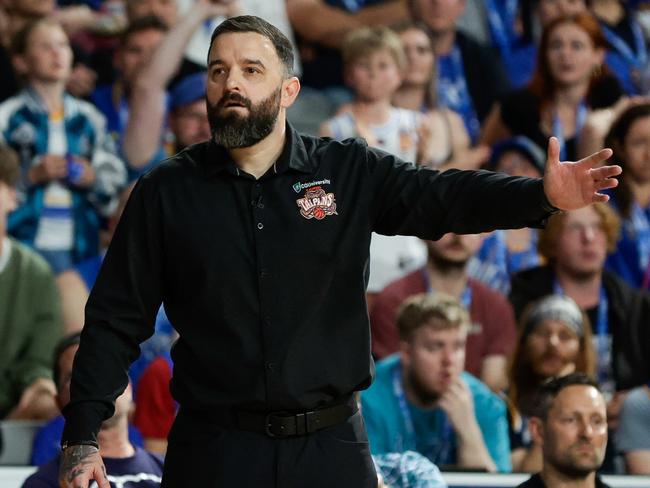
[59,444,100,484]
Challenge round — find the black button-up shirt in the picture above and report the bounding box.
[63,123,555,443]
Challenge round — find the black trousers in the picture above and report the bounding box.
[161,408,378,487]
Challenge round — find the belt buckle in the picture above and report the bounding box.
[265,411,290,438]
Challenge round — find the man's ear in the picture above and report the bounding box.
[281,77,301,109]
[529,416,545,447]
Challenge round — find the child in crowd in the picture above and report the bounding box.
[0,18,126,273]
[320,26,433,166]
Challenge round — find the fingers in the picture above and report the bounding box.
[590,164,622,180]
[578,147,613,169]
[546,136,560,166]
[94,465,110,488]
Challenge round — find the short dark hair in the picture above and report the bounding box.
[531,372,601,420]
[120,15,168,46]
[0,144,20,187]
[52,333,82,389]
[208,15,294,77]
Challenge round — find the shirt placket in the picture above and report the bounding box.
[250,180,278,404]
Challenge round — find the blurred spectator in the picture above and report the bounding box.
[362,293,511,473]
[509,204,650,422]
[126,0,179,28]
[505,0,590,88]
[90,15,168,164]
[601,103,650,289]
[592,0,648,95]
[391,21,488,171]
[30,333,144,466]
[410,0,511,142]
[0,143,61,421]
[320,26,428,297]
[516,373,610,488]
[615,384,650,474]
[24,333,161,486]
[507,295,596,472]
[482,12,624,162]
[122,0,227,177]
[370,234,517,392]
[1,0,126,99]
[0,18,126,273]
[321,26,427,163]
[468,136,545,294]
[372,450,448,488]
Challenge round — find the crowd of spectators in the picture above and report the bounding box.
[1,0,650,486]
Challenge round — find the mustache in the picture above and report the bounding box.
[217,92,252,110]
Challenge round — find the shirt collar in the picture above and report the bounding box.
[203,120,315,178]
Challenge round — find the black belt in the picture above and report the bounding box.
[236,398,357,438]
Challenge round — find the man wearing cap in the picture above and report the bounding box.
[122,0,233,177]
[59,14,621,488]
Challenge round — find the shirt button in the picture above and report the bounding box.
[257,223,264,230]
[266,362,276,372]
[260,269,268,278]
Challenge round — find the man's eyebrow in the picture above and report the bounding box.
[243,59,266,69]
[208,59,266,69]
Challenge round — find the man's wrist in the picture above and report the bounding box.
[61,440,99,451]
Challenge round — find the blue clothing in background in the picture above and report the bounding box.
[437,45,481,142]
[606,195,650,289]
[90,85,169,181]
[468,229,541,295]
[361,355,511,473]
[30,415,143,466]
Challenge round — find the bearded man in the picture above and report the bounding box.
[58,14,622,488]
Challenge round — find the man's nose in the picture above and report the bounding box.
[226,70,242,91]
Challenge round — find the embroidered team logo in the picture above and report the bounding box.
[296,186,338,220]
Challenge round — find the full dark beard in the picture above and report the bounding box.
[208,87,281,149]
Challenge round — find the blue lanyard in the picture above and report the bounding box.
[421,268,472,308]
[552,280,608,337]
[392,365,453,460]
[552,101,587,161]
[485,0,519,55]
[601,21,648,68]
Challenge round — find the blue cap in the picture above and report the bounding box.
[488,136,546,175]
[169,72,207,110]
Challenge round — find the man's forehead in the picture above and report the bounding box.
[552,385,605,414]
[209,32,279,64]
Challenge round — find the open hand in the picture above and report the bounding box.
[543,136,621,210]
